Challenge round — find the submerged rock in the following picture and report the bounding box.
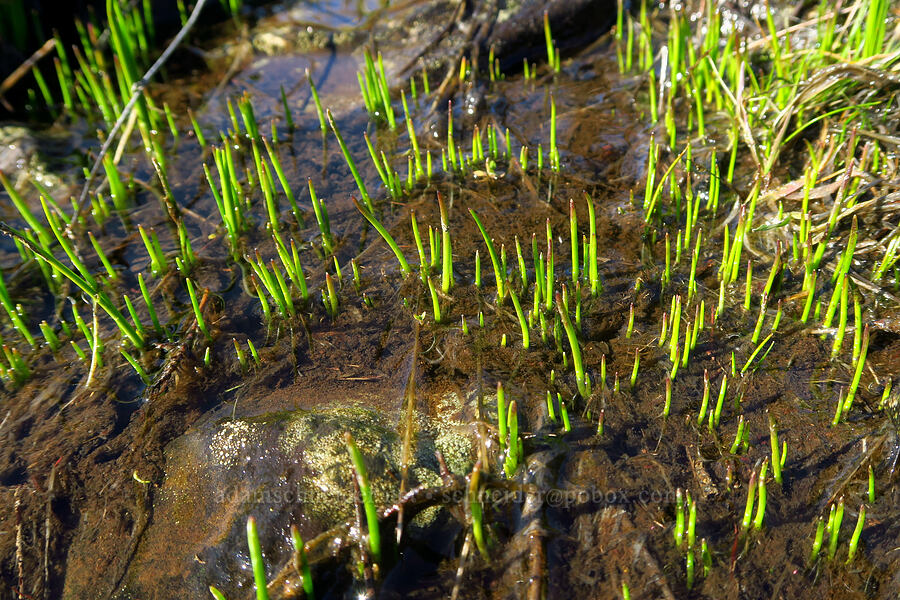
[0,126,36,181]
[0,124,69,203]
[116,398,474,599]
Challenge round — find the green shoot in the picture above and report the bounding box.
[846,505,865,563]
[730,416,746,454]
[238,92,260,140]
[713,373,727,429]
[138,225,167,277]
[209,586,227,600]
[504,401,520,475]
[263,139,302,227]
[496,381,507,450]
[508,286,529,349]
[0,270,35,347]
[515,236,528,289]
[290,526,314,598]
[549,93,559,171]
[669,295,681,364]
[556,290,589,399]
[188,109,206,147]
[426,277,441,323]
[469,210,506,303]
[753,459,768,530]
[810,517,825,564]
[698,370,710,425]
[741,465,758,532]
[751,294,768,345]
[469,460,489,559]
[868,465,875,503]
[585,193,600,295]
[630,350,640,389]
[543,390,556,422]
[39,321,61,352]
[307,179,334,256]
[88,231,118,282]
[0,172,53,248]
[438,191,453,292]
[741,334,773,375]
[354,198,411,276]
[827,499,845,561]
[743,259,753,311]
[662,374,671,417]
[543,10,560,72]
[411,210,428,282]
[123,294,148,341]
[344,432,382,565]
[674,489,685,546]
[121,349,151,384]
[246,517,270,600]
[279,84,294,131]
[843,325,869,414]
[324,273,339,319]
[247,339,260,365]
[185,278,211,341]
[626,303,635,338]
[327,110,373,212]
[306,69,326,136]
[359,50,396,129]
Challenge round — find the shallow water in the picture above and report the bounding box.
[1,1,900,599]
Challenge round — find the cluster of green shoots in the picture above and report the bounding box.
[343,182,606,403]
[1,0,895,591]
[671,488,711,590]
[495,382,523,477]
[808,498,867,564]
[606,0,899,410]
[0,141,211,387]
[0,0,581,391]
[0,0,239,386]
[209,514,313,600]
[607,0,900,584]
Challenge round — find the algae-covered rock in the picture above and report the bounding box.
[116,400,473,599]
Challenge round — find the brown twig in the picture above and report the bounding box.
[450,531,473,600]
[0,39,56,111]
[14,487,25,600]
[396,323,420,546]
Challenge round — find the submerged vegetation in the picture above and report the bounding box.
[1,0,900,597]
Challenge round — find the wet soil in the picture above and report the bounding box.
[1,1,900,599]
